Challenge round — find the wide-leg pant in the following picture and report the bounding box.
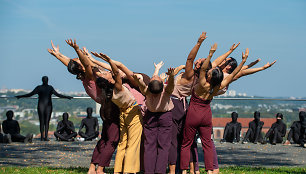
[143,110,173,174]
[91,120,119,167]
[180,94,214,171]
[114,104,143,173]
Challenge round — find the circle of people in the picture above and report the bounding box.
[2,32,304,174]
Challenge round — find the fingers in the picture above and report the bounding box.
[270,60,277,66]
[234,42,240,49]
[245,48,249,57]
[51,40,55,48]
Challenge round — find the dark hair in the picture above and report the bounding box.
[148,80,164,94]
[96,77,114,99]
[209,67,224,93]
[194,60,212,77]
[226,57,237,73]
[276,113,283,119]
[299,111,306,122]
[67,59,84,79]
[6,110,13,117]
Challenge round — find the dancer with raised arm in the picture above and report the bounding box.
[96,53,143,174]
[133,62,176,174]
[15,76,72,141]
[64,39,120,174]
[180,42,248,174]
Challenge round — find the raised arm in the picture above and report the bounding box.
[47,40,72,67]
[98,53,123,91]
[15,87,39,99]
[242,58,261,70]
[174,65,185,75]
[165,67,176,94]
[199,43,217,87]
[92,52,137,87]
[232,60,276,81]
[220,48,248,89]
[212,42,240,68]
[66,39,95,80]
[133,74,148,95]
[153,61,164,77]
[185,32,207,80]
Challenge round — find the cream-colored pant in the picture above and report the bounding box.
[114,104,143,173]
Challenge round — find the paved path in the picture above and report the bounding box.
[0,139,305,168]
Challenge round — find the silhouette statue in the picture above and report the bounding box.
[54,112,77,141]
[2,110,33,143]
[15,76,72,141]
[78,107,99,141]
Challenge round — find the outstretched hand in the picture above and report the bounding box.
[263,60,276,69]
[242,48,249,61]
[230,42,240,51]
[65,39,79,50]
[154,61,164,70]
[47,40,61,56]
[209,43,218,55]
[198,32,207,43]
[159,73,168,82]
[91,52,111,62]
[166,67,175,76]
[82,47,94,60]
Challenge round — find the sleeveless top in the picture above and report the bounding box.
[82,78,102,104]
[145,87,174,112]
[112,85,136,110]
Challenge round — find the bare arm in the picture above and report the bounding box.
[185,32,207,80]
[66,39,95,80]
[212,42,240,68]
[165,67,176,94]
[174,65,185,75]
[220,48,248,89]
[98,53,123,91]
[47,40,72,67]
[133,74,148,95]
[153,61,164,77]
[232,60,276,81]
[199,43,217,87]
[242,58,261,70]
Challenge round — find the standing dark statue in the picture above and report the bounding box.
[221,112,242,143]
[54,112,77,141]
[262,113,287,145]
[15,76,72,141]
[242,111,264,144]
[2,110,33,143]
[78,107,99,141]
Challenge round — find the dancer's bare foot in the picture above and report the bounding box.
[96,166,105,174]
[87,164,96,174]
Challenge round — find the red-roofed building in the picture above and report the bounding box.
[212,117,276,139]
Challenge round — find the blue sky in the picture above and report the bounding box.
[0,0,305,97]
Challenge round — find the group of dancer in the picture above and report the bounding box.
[221,111,306,146]
[46,31,277,174]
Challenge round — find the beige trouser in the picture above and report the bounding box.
[114,104,143,173]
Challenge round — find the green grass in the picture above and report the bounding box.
[0,166,305,174]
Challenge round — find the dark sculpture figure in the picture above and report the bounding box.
[262,113,286,145]
[220,112,241,143]
[0,121,12,143]
[301,112,306,148]
[2,110,33,143]
[242,111,264,144]
[54,112,77,141]
[284,111,306,145]
[78,107,99,141]
[15,76,72,141]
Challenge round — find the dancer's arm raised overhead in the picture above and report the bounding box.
[133,74,148,95]
[153,61,164,77]
[47,40,72,66]
[185,32,207,80]
[199,43,218,87]
[232,60,276,81]
[241,58,261,70]
[219,48,249,89]
[174,65,185,75]
[165,67,176,94]
[66,39,95,80]
[81,48,111,71]
[98,53,123,91]
[91,52,136,86]
[212,42,240,68]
